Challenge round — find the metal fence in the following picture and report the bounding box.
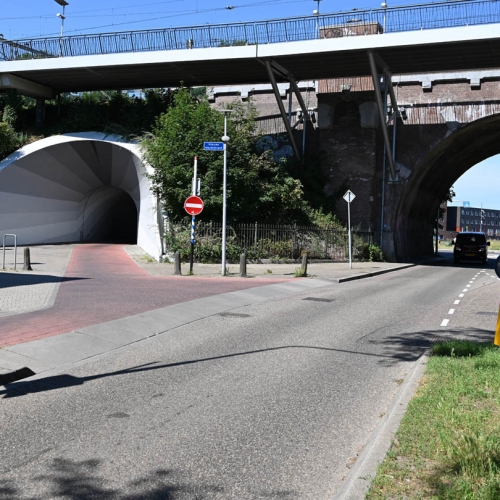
[1,0,499,61]
[169,221,374,261]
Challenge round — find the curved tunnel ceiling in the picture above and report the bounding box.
[395,114,500,259]
[0,133,162,259]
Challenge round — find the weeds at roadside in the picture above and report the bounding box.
[367,340,500,500]
[293,267,307,278]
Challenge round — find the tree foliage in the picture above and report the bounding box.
[3,88,177,138]
[140,88,313,224]
[0,121,22,158]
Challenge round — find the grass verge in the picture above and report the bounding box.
[366,340,500,499]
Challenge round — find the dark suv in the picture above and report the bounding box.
[453,232,490,264]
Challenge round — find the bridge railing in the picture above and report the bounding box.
[1,0,499,61]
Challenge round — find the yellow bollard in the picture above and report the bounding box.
[495,304,500,346]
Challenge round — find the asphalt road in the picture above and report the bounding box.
[1,258,499,500]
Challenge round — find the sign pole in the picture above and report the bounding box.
[343,190,356,269]
[206,112,231,276]
[348,198,352,269]
[495,257,500,345]
[220,112,231,276]
[190,215,195,274]
[189,156,198,275]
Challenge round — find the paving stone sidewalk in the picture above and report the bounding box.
[0,243,414,321]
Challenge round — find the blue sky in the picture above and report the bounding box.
[2,0,425,39]
[452,157,500,211]
[2,0,498,209]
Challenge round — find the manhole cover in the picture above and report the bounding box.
[219,312,251,318]
[303,297,334,303]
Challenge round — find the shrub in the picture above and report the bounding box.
[0,121,22,158]
[368,243,384,262]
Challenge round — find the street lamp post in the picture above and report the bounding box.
[55,0,68,56]
[381,2,388,33]
[313,0,322,39]
[219,110,232,276]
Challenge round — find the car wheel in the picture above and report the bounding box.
[454,256,460,265]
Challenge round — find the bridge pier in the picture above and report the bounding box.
[35,98,45,128]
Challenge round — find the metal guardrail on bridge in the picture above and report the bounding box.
[1,0,499,61]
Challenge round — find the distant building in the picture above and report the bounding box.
[443,205,500,239]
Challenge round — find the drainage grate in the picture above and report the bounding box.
[219,312,251,318]
[476,311,498,316]
[303,297,334,303]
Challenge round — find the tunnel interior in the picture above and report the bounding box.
[82,187,138,243]
[395,114,500,260]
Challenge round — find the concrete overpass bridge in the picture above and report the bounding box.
[1,0,500,261]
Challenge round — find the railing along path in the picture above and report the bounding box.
[1,0,499,61]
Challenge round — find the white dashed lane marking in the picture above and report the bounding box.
[441,270,488,327]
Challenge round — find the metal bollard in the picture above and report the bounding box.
[23,247,33,271]
[240,253,247,278]
[174,251,181,275]
[300,252,308,276]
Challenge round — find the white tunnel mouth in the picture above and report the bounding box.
[0,133,161,260]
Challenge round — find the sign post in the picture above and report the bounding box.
[495,256,500,346]
[343,190,356,269]
[211,110,232,276]
[185,156,203,274]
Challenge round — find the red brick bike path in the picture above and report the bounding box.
[0,244,287,348]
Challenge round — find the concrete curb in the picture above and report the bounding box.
[337,264,416,283]
[333,352,429,499]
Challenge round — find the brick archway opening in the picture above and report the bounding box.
[395,114,500,260]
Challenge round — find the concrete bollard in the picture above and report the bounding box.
[240,253,247,277]
[23,247,33,271]
[300,252,308,276]
[174,251,181,275]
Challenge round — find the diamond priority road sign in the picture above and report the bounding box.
[184,195,204,216]
[203,142,224,151]
[343,190,356,203]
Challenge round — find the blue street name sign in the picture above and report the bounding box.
[203,142,224,151]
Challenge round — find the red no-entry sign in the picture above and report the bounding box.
[184,195,204,216]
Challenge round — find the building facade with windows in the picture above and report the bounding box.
[444,206,500,240]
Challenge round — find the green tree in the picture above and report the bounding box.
[0,121,22,158]
[140,88,311,224]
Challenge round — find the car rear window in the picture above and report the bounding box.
[456,234,486,245]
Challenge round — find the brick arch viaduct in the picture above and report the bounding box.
[393,108,500,261]
[372,74,500,261]
[211,72,500,261]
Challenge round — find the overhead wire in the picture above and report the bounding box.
[4,0,309,39]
